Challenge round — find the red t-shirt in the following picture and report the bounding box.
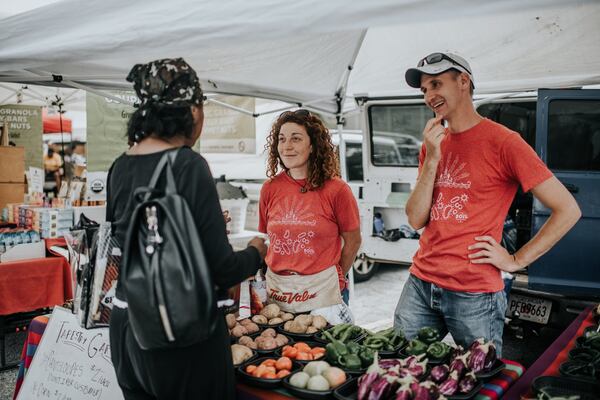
[411,118,553,292]
[259,172,360,289]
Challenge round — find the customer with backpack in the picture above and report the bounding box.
[106,58,267,400]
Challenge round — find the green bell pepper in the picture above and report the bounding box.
[346,341,361,355]
[340,353,362,370]
[325,339,349,365]
[426,341,451,359]
[358,347,375,366]
[417,327,441,344]
[405,339,428,356]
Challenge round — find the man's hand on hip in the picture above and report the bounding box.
[468,236,522,273]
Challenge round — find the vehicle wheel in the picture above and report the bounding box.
[352,255,378,282]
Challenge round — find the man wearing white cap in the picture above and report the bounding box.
[394,52,581,355]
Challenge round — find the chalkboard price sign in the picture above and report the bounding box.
[17,307,124,400]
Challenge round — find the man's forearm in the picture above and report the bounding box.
[406,159,439,229]
[514,202,581,268]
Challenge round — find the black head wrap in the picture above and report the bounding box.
[126,58,203,112]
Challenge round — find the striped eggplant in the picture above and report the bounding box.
[429,364,449,383]
[438,370,459,396]
[449,351,470,378]
[458,371,477,393]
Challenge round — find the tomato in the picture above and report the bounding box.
[294,342,311,352]
[276,356,292,371]
[296,351,313,361]
[260,359,277,368]
[262,372,278,379]
[253,365,267,378]
[276,370,291,379]
[313,352,324,360]
[310,347,325,355]
[282,347,298,359]
[245,365,257,374]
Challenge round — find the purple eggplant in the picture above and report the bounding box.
[420,381,442,400]
[449,351,470,379]
[429,364,449,383]
[458,371,477,394]
[438,371,459,396]
[468,338,485,352]
[406,360,428,379]
[395,383,413,400]
[484,342,497,370]
[368,376,393,400]
[410,382,432,400]
[358,372,379,400]
[403,353,427,369]
[468,342,494,373]
[380,359,403,370]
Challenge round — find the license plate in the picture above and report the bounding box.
[506,294,552,324]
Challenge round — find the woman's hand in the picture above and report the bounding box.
[468,236,523,273]
[248,237,268,260]
[223,210,231,234]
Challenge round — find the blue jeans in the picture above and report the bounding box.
[394,274,507,357]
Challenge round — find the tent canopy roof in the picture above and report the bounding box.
[1,0,599,115]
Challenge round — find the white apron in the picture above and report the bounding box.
[266,265,353,324]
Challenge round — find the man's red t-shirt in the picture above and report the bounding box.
[259,172,360,290]
[411,118,553,292]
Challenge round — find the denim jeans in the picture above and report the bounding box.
[394,274,507,357]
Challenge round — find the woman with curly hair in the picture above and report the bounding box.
[258,109,361,323]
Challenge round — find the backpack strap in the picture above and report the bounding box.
[144,148,181,201]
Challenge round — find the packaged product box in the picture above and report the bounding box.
[0,184,26,211]
[0,146,25,183]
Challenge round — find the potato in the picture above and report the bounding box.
[268,317,283,325]
[245,322,260,334]
[275,334,289,347]
[281,313,294,322]
[311,315,328,330]
[261,328,277,338]
[287,320,307,334]
[284,321,293,331]
[258,337,277,350]
[295,314,313,326]
[231,344,253,365]
[238,336,257,349]
[260,304,281,319]
[239,318,253,327]
[251,315,268,325]
[225,313,237,330]
[230,325,248,337]
[306,326,318,334]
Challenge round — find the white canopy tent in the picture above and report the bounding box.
[1,0,599,118]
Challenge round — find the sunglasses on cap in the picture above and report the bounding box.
[418,53,471,74]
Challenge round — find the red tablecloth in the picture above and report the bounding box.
[0,257,72,315]
[503,306,596,399]
[13,315,49,399]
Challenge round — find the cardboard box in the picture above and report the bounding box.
[0,240,45,263]
[0,146,25,183]
[0,183,26,211]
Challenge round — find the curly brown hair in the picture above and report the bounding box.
[265,110,340,189]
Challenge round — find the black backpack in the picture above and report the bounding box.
[121,149,217,350]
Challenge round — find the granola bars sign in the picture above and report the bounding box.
[0,104,43,169]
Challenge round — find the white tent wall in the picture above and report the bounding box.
[2,0,598,117]
[349,2,600,98]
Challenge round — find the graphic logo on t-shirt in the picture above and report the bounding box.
[431,153,470,223]
[269,197,316,256]
[434,152,471,189]
[430,193,469,223]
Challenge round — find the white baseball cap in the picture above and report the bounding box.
[406,52,474,89]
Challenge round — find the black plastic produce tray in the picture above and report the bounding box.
[532,376,600,400]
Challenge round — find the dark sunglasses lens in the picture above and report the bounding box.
[426,53,443,64]
[295,109,310,117]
